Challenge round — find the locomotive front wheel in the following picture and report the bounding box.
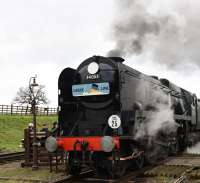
[66,152,81,176]
[95,166,107,177]
[168,139,179,156]
[145,150,157,165]
[109,160,127,178]
[135,154,144,169]
[67,165,81,176]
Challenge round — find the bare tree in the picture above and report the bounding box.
[13,85,49,106]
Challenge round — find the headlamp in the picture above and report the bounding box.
[88,62,99,74]
[45,136,57,152]
[101,136,115,152]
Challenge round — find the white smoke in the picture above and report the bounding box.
[186,142,200,154]
[134,81,177,140]
[146,103,175,136]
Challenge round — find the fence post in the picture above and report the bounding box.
[11,104,13,115]
[21,106,23,116]
[1,105,3,115]
[6,105,9,115]
[25,105,28,115]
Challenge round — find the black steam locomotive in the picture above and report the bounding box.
[46,56,200,177]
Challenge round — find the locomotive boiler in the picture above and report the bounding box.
[46,56,200,177]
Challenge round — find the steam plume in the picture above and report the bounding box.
[108,0,200,69]
[134,81,177,140]
[187,142,200,154]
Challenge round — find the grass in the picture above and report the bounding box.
[0,115,57,152]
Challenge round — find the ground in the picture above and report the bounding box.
[0,115,57,152]
[0,161,66,183]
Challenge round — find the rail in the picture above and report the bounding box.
[50,170,94,183]
[173,175,187,183]
[0,104,58,116]
[0,152,24,164]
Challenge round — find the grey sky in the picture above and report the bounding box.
[0,0,114,105]
[1,0,200,106]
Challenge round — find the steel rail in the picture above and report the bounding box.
[0,151,24,164]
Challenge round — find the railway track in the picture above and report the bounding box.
[0,151,24,164]
[143,153,200,182]
[173,175,188,183]
[1,152,199,182]
[52,154,200,183]
[50,164,155,183]
[50,170,94,183]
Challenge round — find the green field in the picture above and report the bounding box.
[0,115,57,152]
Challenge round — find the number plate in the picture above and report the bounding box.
[86,74,100,80]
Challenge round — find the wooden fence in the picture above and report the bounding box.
[0,105,58,116]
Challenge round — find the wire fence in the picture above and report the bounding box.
[0,104,58,116]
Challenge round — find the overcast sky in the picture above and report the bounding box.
[1,0,200,106]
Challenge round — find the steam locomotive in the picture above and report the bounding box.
[46,56,200,177]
